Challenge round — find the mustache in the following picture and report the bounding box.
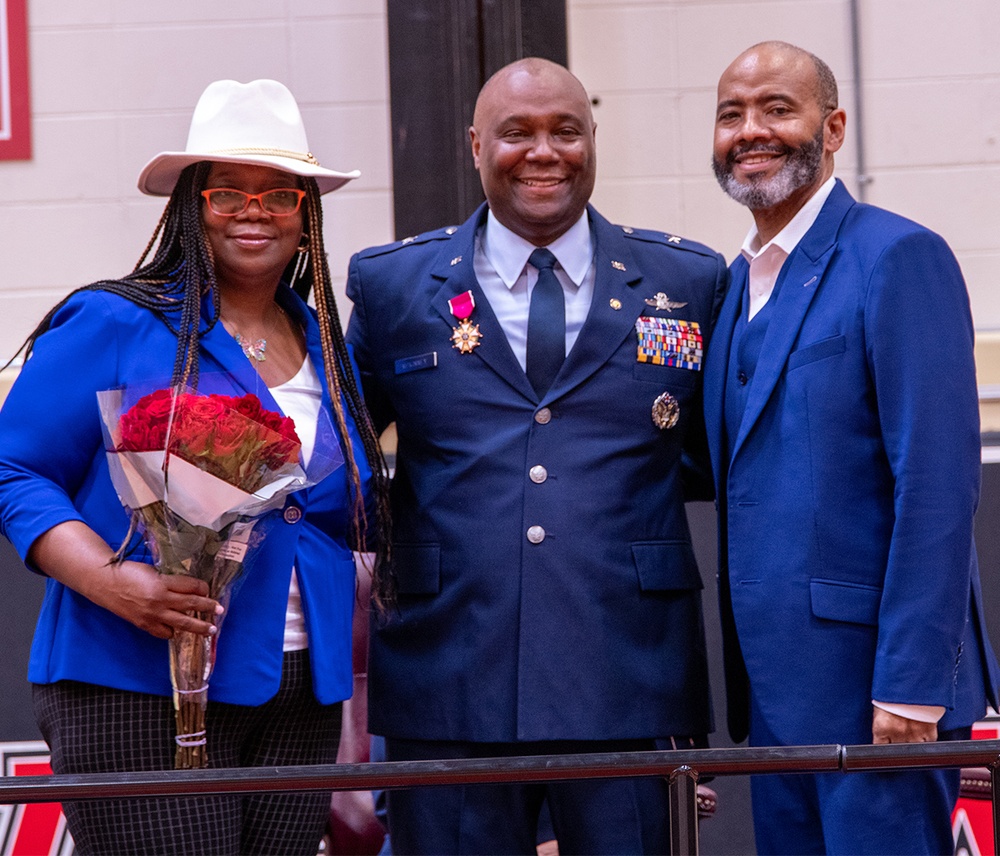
[726,142,790,165]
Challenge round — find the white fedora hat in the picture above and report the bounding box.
[137,79,360,196]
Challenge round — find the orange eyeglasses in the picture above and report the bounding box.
[200,188,306,217]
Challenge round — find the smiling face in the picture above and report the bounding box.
[201,162,304,291]
[470,59,596,246]
[712,43,845,238]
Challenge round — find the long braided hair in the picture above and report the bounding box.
[13,161,394,612]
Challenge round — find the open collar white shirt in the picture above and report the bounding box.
[474,209,596,371]
[739,176,836,321]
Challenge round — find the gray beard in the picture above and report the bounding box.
[713,129,824,210]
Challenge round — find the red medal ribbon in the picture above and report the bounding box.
[448,290,476,321]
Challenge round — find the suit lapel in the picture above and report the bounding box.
[546,207,645,402]
[429,205,537,401]
[704,255,746,490]
[196,287,326,415]
[730,181,855,460]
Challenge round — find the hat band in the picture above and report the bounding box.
[206,146,321,166]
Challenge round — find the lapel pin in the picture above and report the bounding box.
[450,256,463,266]
[611,260,626,271]
[445,226,458,235]
[622,227,634,234]
[401,235,417,244]
[666,235,682,244]
[803,275,818,287]
[609,298,622,310]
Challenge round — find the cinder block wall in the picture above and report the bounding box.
[2,1,998,401]
[0,1,392,359]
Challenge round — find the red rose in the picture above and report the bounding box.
[120,389,177,451]
[230,394,265,422]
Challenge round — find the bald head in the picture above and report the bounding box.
[725,41,839,114]
[469,58,597,246]
[473,58,594,130]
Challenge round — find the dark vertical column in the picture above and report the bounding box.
[387,0,567,238]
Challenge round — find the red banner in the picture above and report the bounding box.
[0,0,31,161]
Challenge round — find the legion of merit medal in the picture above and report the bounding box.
[448,290,482,354]
[651,391,680,430]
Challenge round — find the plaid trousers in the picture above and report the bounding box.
[34,649,342,856]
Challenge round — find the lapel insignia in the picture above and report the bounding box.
[609,298,622,311]
[445,226,458,235]
[666,235,682,244]
[450,256,463,266]
[611,260,626,271]
[645,292,688,312]
[622,227,634,234]
[652,391,680,430]
[401,235,417,244]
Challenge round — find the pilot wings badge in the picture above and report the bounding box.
[645,292,687,312]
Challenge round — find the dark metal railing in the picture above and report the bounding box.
[1,740,997,855]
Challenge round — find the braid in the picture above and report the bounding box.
[299,180,395,613]
[10,162,219,388]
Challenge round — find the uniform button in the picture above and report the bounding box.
[737,371,749,386]
[283,505,303,524]
[534,408,552,425]
[529,465,548,484]
[526,525,546,544]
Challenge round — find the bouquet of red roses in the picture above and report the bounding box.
[98,384,330,768]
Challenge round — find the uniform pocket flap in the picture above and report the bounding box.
[632,541,703,591]
[393,543,441,595]
[810,578,881,626]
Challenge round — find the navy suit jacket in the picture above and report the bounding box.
[0,286,369,705]
[704,180,1000,745]
[347,204,728,742]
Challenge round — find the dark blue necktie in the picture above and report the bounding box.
[526,248,565,397]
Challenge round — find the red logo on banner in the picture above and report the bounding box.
[0,742,73,856]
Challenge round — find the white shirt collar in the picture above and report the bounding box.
[740,175,837,262]
[483,209,593,289]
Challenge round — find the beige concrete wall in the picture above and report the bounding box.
[566,0,1000,414]
[568,0,1000,329]
[0,0,392,362]
[2,2,998,393]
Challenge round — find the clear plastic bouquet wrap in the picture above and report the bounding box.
[97,383,341,768]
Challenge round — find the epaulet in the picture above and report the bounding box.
[618,225,720,259]
[356,225,461,260]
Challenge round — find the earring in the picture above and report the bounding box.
[290,236,310,287]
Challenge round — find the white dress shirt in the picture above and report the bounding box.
[739,176,835,321]
[474,209,596,371]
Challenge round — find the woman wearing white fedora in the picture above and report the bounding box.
[0,79,391,854]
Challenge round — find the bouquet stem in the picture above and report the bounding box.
[169,619,215,769]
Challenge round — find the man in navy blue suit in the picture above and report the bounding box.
[346,58,727,854]
[705,41,1000,853]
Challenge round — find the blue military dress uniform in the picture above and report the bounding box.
[347,203,727,853]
